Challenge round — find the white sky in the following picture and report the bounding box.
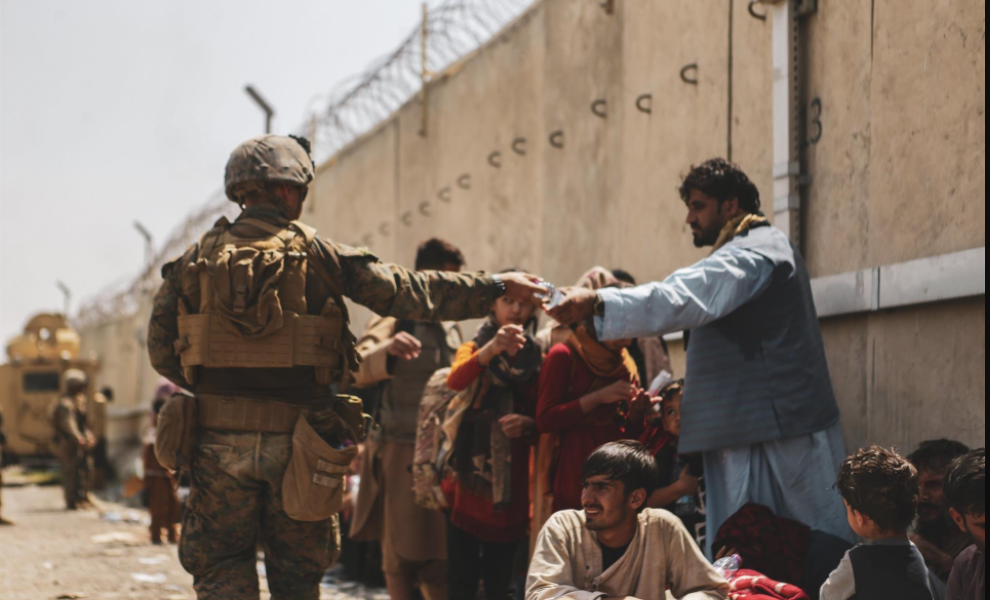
[0,0,427,344]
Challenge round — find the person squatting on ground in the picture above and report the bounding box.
[444,274,543,600]
[52,369,96,511]
[820,446,937,600]
[526,440,729,600]
[549,158,853,556]
[907,439,973,583]
[144,393,181,545]
[943,449,985,600]
[349,238,468,600]
[147,134,545,600]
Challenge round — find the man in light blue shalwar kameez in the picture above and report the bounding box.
[549,159,855,557]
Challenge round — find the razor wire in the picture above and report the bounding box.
[74,0,536,329]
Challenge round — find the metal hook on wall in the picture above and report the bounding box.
[488,151,502,168]
[379,223,391,237]
[401,212,413,226]
[361,234,374,248]
[419,201,433,216]
[457,174,472,190]
[438,187,453,203]
[636,94,653,115]
[549,131,565,149]
[680,64,699,86]
[600,0,615,15]
[591,99,608,119]
[748,1,767,21]
[512,137,528,156]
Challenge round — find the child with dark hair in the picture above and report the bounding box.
[820,446,936,600]
[944,449,985,600]
[641,380,706,545]
[527,440,728,600]
[143,398,180,545]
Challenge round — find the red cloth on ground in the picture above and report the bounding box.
[444,341,537,544]
[536,344,642,513]
[713,503,811,586]
[728,570,810,600]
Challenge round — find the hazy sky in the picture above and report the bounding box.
[0,0,429,343]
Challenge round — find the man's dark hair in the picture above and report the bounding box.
[152,398,167,416]
[679,158,761,214]
[612,269,637,286]
[837,446,919,534]
[415,238,466,271]
[908,439,971,474]
[100,387,115,402]
[584,441,660,502]
[944,449,985,517]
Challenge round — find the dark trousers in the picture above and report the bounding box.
[447,521,520,600]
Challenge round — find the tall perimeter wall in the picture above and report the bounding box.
[80,0,985,454]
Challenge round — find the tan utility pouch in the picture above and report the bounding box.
[155,392,198,472]
[282,412,358,522]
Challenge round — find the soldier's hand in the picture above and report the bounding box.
[388,332,422,361]
[547,287,598,325]
[499,273,547,307]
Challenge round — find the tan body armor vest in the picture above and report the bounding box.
[173,217,353,388]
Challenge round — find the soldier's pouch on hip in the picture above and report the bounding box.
[155,392,198,473]
[282,397,360,522]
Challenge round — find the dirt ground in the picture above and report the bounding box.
[0,477,388,600]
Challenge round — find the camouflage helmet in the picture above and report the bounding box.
[224,135,315,203]
[62,369,88,389]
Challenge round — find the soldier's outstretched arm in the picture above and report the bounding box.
[314,240,542,322]
[147,252,193,389]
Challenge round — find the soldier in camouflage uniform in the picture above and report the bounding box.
[52,369,95,511]
[148,134,543,600]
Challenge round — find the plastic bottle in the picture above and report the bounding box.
[536,281,565,309]
[713,554,742,580]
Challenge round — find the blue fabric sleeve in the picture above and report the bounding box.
[594,246,776,341]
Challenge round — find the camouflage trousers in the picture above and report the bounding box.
[180,429,342,600]
[58,447,90,509]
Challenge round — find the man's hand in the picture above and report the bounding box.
[909,534,955,574]
[387,332,422,361]
[546,287,598,325]
[499,273,547,307]
[499,414,536,439]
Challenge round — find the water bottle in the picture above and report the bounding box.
[713,554,742,580]
[536,281,565,309]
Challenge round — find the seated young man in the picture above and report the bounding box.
[527,440,728,600]
[908,439,972,582]
[943,449,985,600]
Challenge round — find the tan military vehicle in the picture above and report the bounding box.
[0,314,100,464]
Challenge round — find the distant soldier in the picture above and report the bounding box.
[0,407,13,526]
[52,369,96,510]
[89,387,114,490]
[148,134,543,600]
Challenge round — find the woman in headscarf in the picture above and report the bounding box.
[444,273,543,600]
[535,312,648,516]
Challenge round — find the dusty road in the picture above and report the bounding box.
[0,481,387,600]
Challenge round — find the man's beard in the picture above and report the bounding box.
[692,222,723,248]
[916,505,952,540]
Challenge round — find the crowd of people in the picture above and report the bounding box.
[129,134,982,600]
[335,160,984,600]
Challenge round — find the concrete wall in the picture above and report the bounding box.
[79,0,985,455]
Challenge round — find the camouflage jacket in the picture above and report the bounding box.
[148,205,500,403]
